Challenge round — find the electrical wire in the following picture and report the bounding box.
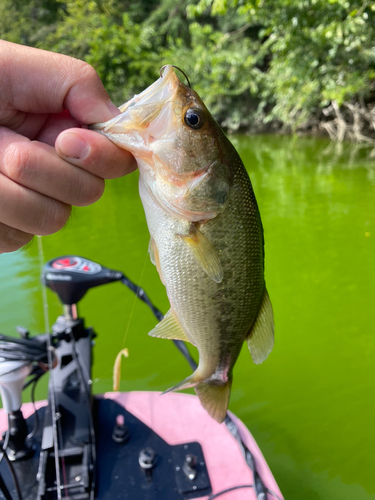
[0,431,9,466]
[0,471,13,500]
[0,445,23,500]
[0,333,49,374]
[206,484,283,500]
[0,432,16,500]
[120,276,198,370]
[68,329,96,500]
[267,488,283,500]
[120,276,164,322]
[26,374,43,440]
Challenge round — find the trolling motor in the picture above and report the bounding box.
[34,256,124,499]
[42,256,124,319]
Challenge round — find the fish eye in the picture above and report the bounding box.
[184,108,205,130]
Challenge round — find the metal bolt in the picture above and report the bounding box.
[139,448,156,469]
[175,466,180,471]
[75,476,81,482]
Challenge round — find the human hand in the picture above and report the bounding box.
[0,40,136,254]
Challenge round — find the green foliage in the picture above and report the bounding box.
[1,0,374,135]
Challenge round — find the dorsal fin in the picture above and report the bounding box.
[247,289,274,364]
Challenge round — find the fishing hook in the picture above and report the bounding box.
[160,65,191,88]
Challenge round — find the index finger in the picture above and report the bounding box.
[0,41,119,125]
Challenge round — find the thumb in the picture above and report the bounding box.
[0,41,120,125]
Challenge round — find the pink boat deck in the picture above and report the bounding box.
[0,391,283,500]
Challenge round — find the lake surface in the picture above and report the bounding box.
[1,135,374,500]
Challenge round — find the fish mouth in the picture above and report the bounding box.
[89,65,182,154]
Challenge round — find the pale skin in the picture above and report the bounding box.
[0,40,137,254]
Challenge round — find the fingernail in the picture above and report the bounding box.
[56,132,89,160]
[108,101,120,117]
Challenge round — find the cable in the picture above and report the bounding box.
[120,276,199,370]
[26,374,43,439]
[0,447,23,500]
[0,431,9,466]
[0,333,49,369]
[120,276,164,321]
[206,484,283,500]
[0,471,13,500]
[266,489,283,500]
[0,433,16,500]
[207,484,254,499]
[68,330,96,500]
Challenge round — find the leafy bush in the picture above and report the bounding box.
[1,0,374,138]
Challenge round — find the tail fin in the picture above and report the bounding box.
[194,377,232,424]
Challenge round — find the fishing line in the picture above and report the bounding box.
[37,236,62,499]
[101,251,150,384]
[120,250,149,351]
[37,236,50,333]
[160,65,191,88]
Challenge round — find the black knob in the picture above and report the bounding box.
[112,414,129,444]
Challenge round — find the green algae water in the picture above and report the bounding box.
[1,135,375,500]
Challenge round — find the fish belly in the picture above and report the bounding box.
[139,160,265,382]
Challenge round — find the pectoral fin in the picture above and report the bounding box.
[149,308,192,344]
[180,225,223,283]
[148,238,156,265]
[148,237,164,284]
[247,289,274,364]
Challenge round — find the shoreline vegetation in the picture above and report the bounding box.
[1,0,374,144]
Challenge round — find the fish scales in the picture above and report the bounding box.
[91,65,274,422]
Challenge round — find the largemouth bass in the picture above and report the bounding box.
[91,66,274,423]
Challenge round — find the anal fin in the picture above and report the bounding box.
[162,372,201,394]
[247,289,274,364]
[179,224,223,283]
[149,308,192,344]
